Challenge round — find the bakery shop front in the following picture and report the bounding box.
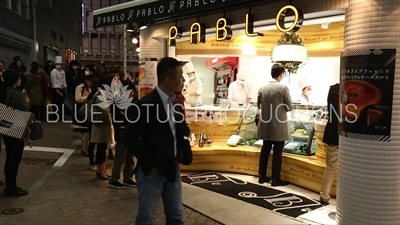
[93,0,349,196]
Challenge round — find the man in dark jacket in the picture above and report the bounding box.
[320,83,340,205]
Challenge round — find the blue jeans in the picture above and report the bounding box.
[135,165,183,225]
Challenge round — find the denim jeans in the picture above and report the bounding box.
[110,141,135,182]
[135,165,183,225]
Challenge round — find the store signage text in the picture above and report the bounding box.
[168,5,304,46]
[93,0,259,28]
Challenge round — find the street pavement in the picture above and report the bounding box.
[0,121,222,225]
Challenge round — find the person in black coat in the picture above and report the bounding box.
[320,83,340,205]
[108,80,137,188]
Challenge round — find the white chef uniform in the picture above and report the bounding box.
[184,62,203,105]
[51,56,67,89]
[228,71,251,105]
[298,76,314,104]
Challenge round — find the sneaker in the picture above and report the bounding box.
[108,181,126,189]
[123,179,137,187]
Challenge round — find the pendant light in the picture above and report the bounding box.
[126,23,135,32]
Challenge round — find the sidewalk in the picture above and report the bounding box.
[0,147,221,225]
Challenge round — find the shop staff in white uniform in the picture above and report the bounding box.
[228,70,252,105]
[298,76,314,104]
[183,62,203,106]
[51,56,67,118]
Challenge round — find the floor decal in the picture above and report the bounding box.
[182,172,323,219]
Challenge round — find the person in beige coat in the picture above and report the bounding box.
[257,63,293,187]
[90,74,114,179]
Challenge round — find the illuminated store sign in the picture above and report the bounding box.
[168,5,304,46]
[93,0,259,28]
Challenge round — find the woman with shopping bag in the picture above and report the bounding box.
[0,69,31,197]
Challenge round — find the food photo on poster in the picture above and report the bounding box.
[338,49,396,142]
[138,59,158,99]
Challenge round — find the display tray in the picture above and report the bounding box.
[181,143,336,197]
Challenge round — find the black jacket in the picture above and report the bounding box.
[323,83,340,146]
[123,89,190,182]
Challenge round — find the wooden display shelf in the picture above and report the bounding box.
[180,139,336,197]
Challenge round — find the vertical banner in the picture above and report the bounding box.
[339,49,396,141]
[138,59,158,99]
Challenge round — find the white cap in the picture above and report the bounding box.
[55,56,63,64]
[237,69,247,80]
[185,62,195,73]
[298,77,311,90]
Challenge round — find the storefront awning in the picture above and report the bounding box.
[93,0,259,28]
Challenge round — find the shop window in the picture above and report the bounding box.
[59,35,64,43]
[100,0,108,8]
[20,0,29,19]
[11,0,19,13]
[0,0,8,7]
[51,30,57,40]
[90,0,98,9]
[86,11,93,31]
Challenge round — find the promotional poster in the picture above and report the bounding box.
[138,59,158,99]
[339,49,396,142]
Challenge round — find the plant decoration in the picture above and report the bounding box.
[271,32,308,75]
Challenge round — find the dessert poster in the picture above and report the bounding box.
[138,59,158,99]
[339,49,396,142]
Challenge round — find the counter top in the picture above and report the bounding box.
[186,106,247,111]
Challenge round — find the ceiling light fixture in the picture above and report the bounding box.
[136,47,140,52]
[132,37,138,44]
[138,22,148,30]
[321,23,330,29]
[126,23,135,32]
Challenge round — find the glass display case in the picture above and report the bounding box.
[235,104,328,156]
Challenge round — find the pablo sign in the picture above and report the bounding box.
[168,5,304,46]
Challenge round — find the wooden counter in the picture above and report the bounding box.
[182,113,337,197]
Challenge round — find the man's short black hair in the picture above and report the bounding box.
[271,63,285,79]
[157,57,182,84]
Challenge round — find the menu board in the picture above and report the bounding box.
[339,49,396,142]
[138,59,158,99]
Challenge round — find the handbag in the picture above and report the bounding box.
[176,137,193,166]
[0,91,34,139]
[29,120,44,140]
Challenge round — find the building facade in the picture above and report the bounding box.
[36,0,83,66]
[0,0,34,67]
[81,0,138,70]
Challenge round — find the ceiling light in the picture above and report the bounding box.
[138,22,148,30]
[132,37,138,44]
[321,23,329,29]
[126,23,135,32]
[136,47,140,52]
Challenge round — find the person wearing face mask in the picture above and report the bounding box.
[298,77,314,105]
[50,56,67,118]
[66,60,82,94]
[182,62,203,106]
[227,69,252,106]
